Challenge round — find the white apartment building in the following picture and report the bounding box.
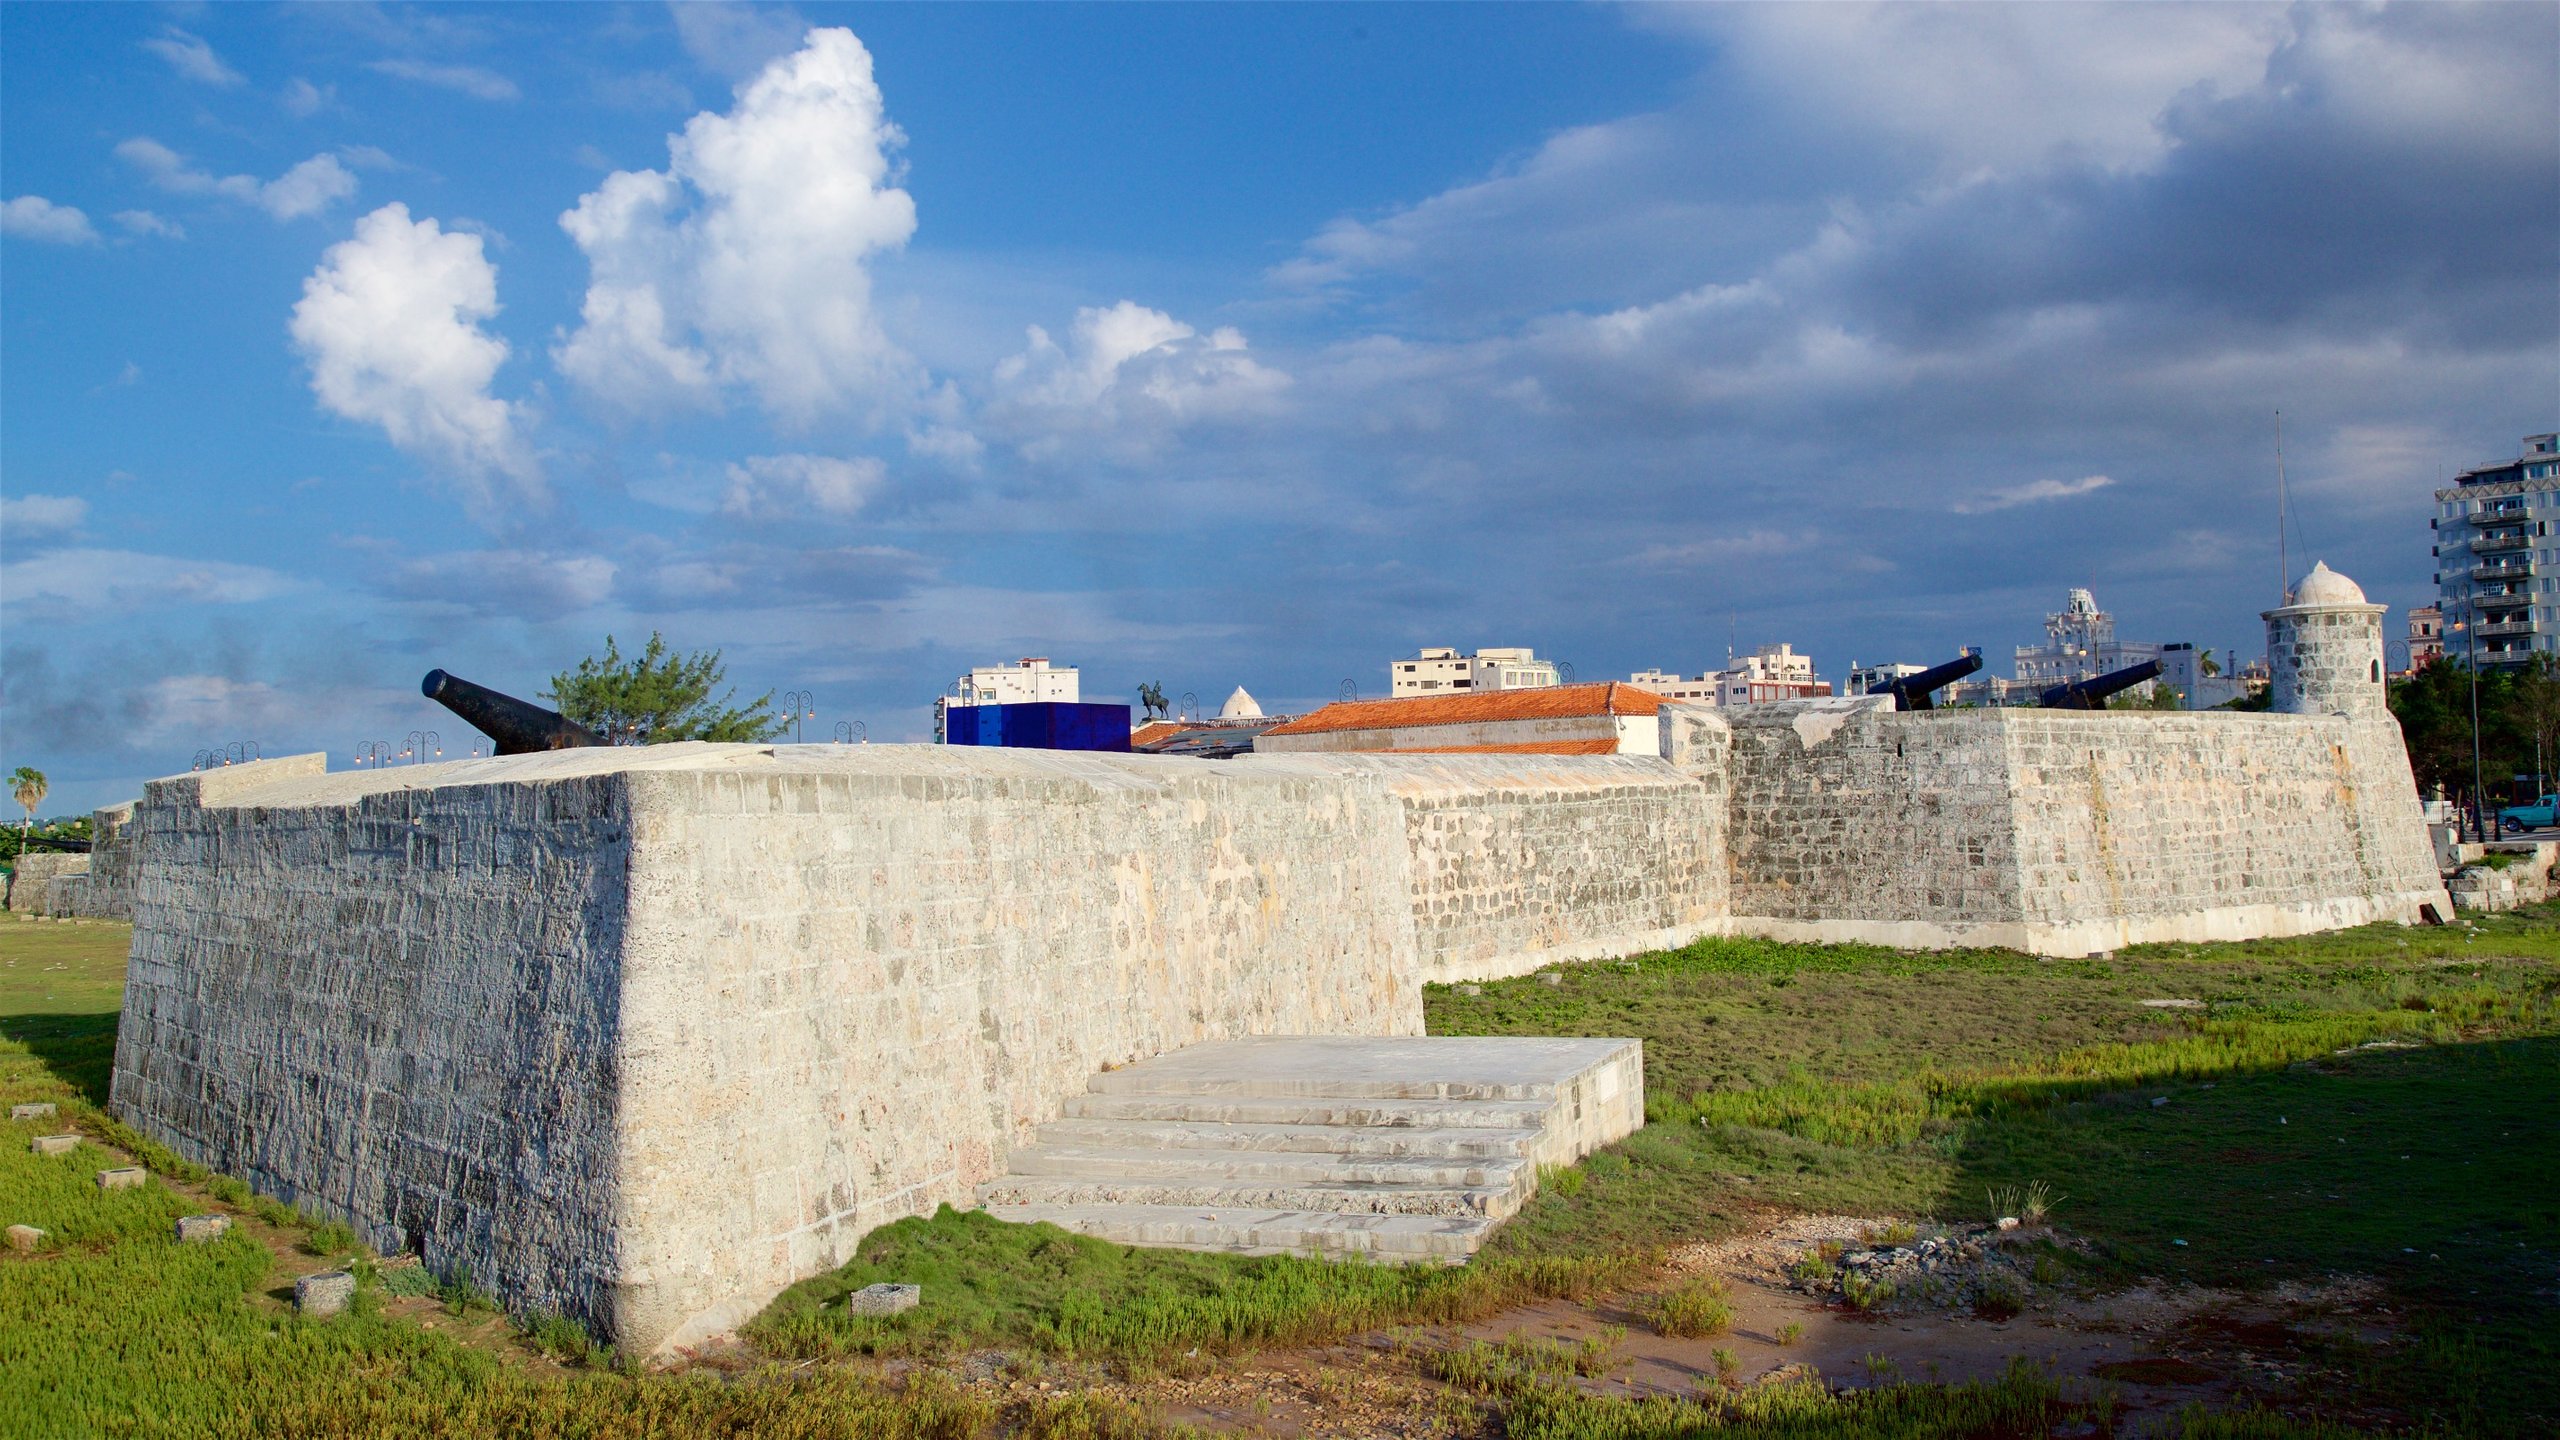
[1715,644,1833,707]
[1390,646,1561,698]
[1626,668,1722,704]
[2432,432,2560,667]
[933,657,1080,742]
[1846,661,1926,698]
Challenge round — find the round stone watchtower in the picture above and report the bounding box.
[2263,561,2388,719]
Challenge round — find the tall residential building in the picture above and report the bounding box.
[1715,644,1833,706]
[934,657,1079,742]
[2013,588,2165,689]
[1389,646,1560,698]
[2432,432,2560,668]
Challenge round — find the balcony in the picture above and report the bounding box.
[2472,560,2534,584]
[2473,588,2533,610]
[2469,503,2531,526]
[2476,619,2538,639]
[2472,531,2532,554]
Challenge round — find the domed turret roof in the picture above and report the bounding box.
[1218,686,1263,720]
[2288,561,2367,607]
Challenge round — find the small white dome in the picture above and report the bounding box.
[2288,561,2367,607]
[1218,686,1263,720]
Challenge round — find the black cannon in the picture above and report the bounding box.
[2039,659,2164,711]
[420,670,606,755]
[1868,652,1984,711]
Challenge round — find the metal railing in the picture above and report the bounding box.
[2473,589,2533,608]
[2472,561,2535,583]
[2472,532,2532,553]
[2469,505,2530,525]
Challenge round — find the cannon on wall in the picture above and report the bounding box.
[2039,659,2165,711]
[421,670,607,755]
[1868,652,1985,711]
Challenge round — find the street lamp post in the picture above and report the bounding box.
[354,741,393,768]
[832,721,867,744]
[2459,613,2487,841]
[780,690,815,744]
[404,730,441,766]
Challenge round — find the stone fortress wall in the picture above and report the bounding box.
[105,564,2447,1354]
[1701,698,2445,953]
[110,745,1737,1352]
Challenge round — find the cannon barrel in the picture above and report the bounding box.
[2039,659,2165,711]
[420,670,606,755]
[1869,652,1984,711]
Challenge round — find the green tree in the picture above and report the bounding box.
[2108,682,2184,711]
[2390,659,2527,801]
[2508,653,2560,794]
[544,633,784,745]
[10,767,45,842]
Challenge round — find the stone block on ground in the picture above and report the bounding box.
[175,1214,232,1244]
[296,1270,357,1319]
[1536,971,1563,986]
[96,1167,148,1190]
[30,1134,77,1156]
[847,1282,921,1316]
[5,1224,42,1252]
[11,1102,57,1120]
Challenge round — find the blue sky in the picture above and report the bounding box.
[4,2,2555,813]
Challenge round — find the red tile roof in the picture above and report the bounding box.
[1258,682,1664,738]
[1128,721,1185,748]
[1391,738,1624,756]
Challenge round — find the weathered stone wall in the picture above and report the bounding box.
[110,754,638,1329]
[1700,699,2448,952]
[47,801,141,919]
[1352,752,1727,984]
[108,703,2445,1356]
[5,851,88,913]
[606,747,1428,1350]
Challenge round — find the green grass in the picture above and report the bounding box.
[6,908,2558,1436]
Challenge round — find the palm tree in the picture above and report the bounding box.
[10,767,45,843]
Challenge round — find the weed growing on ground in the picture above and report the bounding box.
[1646,1277,1733,1338]
[1775,1321,1804,1347]
[1537,1162,1587,1198]
[1840,1272,1894,1312]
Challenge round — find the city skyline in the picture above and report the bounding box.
[5,3,2555,812]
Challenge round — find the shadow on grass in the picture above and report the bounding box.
[1942,1035,2560,1437]
[0,1010,120,1106]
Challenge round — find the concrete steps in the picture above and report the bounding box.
[978,1035,1643,1264]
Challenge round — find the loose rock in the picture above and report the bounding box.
[10,1102,57,1121]
[29,1134,77,1157]
[97,1167,148,1190]
[847,1282,921,1316]
[297,1270,357,1319]
[5,1224,42,1253]
[175,1214,232,1244]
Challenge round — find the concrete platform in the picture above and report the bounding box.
[979,1035,1642,1262]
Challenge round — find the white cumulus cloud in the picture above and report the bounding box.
[989,301,1290,454]
[1953,475,2115,514]
[1,547,296,621]
[367,59,520,102]
[554,26,919,424]
[720,453,885,519]
[1,196,100,245]
[141,27,245,88]
[289,203,542,519]
[377,549,616,616]
[1,494,90,537]
[115,138,358,221]
[282,77,335,118]
[113,210,185,239]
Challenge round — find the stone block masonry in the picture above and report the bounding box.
[1699,697,2447,953]
[108,652,2443,1357]
[114,745,1713,1356]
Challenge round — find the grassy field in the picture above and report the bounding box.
[4,908,2555,1437]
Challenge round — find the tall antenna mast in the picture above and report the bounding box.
[2275,410,2290,603]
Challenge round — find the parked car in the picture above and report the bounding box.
[2497,794,2560,829]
